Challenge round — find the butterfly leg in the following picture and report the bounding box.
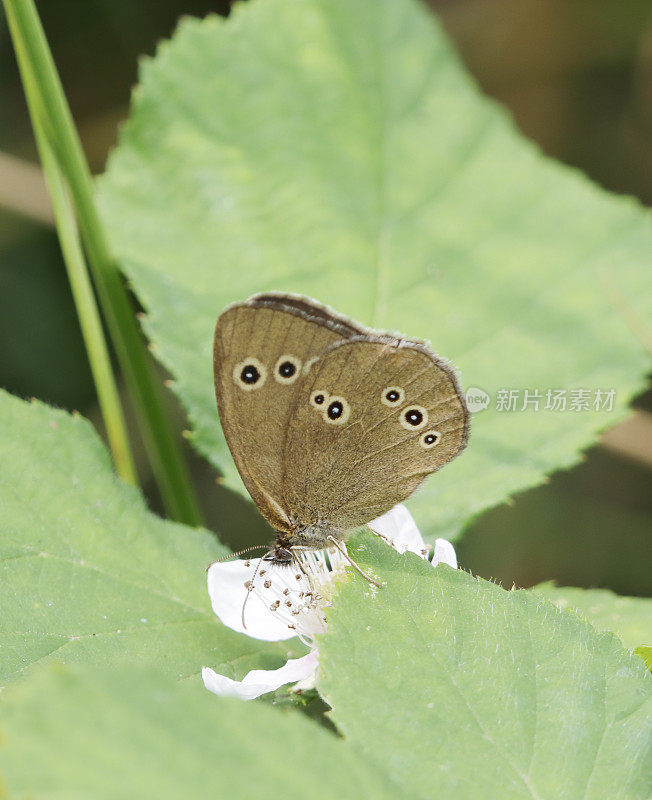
[326,535,383,588]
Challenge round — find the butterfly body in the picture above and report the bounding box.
[282,519,341,551]
[213,293,469,557]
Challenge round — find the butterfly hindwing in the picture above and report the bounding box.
[280,336,469,530]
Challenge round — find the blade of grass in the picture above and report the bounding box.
[3,0,202,525]
[23,80,137,481]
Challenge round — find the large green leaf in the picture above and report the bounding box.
[98,0,652,542]
[0,665,397,800]
[533,583,652,651]
[319,532,652,800]
[0,390,300,686]
[1,389,649,796]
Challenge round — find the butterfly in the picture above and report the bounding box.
[213,292,469,574]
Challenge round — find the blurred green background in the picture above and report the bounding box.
[0,0,650,596]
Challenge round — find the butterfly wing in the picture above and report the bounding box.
[281,335,469,531]
[213,293,363,531]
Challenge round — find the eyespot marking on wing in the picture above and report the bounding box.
[274,354,302,384]
[233,357,267,391]
[419,430,441,449]
[310,389,329,409]
[400,405,428,431]
[381,386,405,406]
[324,396,350,426]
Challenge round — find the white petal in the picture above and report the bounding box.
[368,504,428,556]
[207,559,297,642]
[432,538,458,569]
[202,651,319,701]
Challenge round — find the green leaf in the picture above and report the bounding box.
[0,665,398,800]
[0,389,300,686]
[533,583,652,651]
[318,532,652,800]
[98,0,652,542]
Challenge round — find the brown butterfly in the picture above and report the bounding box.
[213,293,469,575]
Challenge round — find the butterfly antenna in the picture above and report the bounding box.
[206,545,270,571]
[241,555,266,630]
[327,535,382,588]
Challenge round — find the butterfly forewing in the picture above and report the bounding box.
[281,337,469,530]
[213,294,362,531]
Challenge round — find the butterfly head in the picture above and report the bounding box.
[263,541,294,566]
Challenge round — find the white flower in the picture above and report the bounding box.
[203,548,347,699]
[368,504,458,569]
[202,651,320,701]
[202,504,457,700]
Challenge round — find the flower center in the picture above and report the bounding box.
[247,547,348,643]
